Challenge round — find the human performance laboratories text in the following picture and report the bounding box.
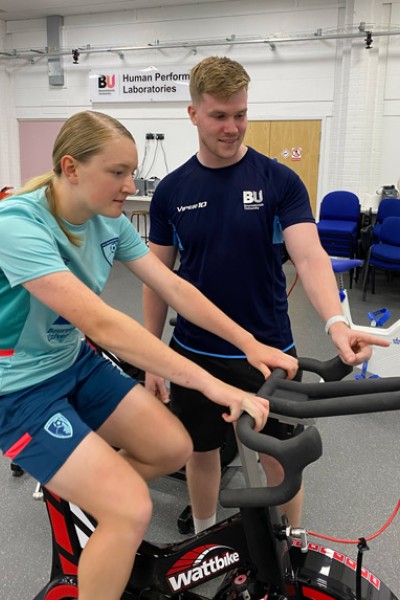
[122,71,189,95]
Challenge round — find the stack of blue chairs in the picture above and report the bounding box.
[371,197,400,242]
[361,216,400,301]
[317,190,361,259]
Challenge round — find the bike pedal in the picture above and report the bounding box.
[10,462,24,477]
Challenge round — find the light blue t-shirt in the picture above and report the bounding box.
[0,188,148,393]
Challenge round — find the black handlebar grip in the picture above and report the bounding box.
[219,355,400,509]
[219,417,322,508]
[258,373,400,418]
[299,355,353,381]
[257,367,287,396]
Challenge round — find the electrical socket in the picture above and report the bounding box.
[155,133,165,140]
[146,133,155,140]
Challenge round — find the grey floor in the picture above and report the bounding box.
[1,261,400,599]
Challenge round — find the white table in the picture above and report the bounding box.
[124,195,151,240]
[124,195,151,209]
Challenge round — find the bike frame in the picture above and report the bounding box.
[33,354,400,600]
[33,485,397,600]
[332,258,400,378]
[340,287,400,377]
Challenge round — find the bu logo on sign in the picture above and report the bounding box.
[98,74,116,90]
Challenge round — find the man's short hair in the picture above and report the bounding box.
[189,56,250,103]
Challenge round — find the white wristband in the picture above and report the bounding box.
[324,315,350,335]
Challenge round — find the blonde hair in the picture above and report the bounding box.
[189,56,250,104]
[15,111,136,245]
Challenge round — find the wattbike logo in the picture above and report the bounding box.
[97,74,116,95]
[166,544,240,592]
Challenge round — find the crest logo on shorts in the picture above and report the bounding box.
[44,413,73,439]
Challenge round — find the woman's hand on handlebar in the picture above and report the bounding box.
[329,322,390,365]
[203,379,270,432]
[145,372,170,404]
[237,394,270,431]
[146,368,269,431]
[241,339,299,380]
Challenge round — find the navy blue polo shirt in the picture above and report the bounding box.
[150,147,314,357]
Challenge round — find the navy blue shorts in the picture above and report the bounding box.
[0,342,137,484]
[169,338,303,452]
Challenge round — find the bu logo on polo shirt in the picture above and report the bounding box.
[44,413,73,439]
[242,190,264,209]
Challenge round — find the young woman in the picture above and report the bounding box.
[0,110,283,600]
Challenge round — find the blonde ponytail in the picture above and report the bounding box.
[11,111,135,247]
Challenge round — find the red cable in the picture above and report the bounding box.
[287,268,299,297]
[308,498,400,545]
[284,264,399,545]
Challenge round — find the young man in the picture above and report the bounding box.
[143,56,387,532]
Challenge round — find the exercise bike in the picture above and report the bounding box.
[33,354,400,600]
[331,258,400,378]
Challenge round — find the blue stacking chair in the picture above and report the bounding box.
[361,216,400,301]
[372,197,400,242]
[317,191,361,259]
[317,191,361,287]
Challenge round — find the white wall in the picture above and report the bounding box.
[379,1,400,191]
[1,0,400,208]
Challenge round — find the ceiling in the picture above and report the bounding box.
[0,0,229,22]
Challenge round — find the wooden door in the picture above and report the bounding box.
[244,120,321,215]
[243,121,271,156]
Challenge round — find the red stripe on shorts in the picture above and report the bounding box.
[4,433,32,459]
[0,349,14,357]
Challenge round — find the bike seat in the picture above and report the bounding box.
[331,258,363,273]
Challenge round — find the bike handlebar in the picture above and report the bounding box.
[220,356,400,509]
[220,416,322,508]
[262,356,400,418]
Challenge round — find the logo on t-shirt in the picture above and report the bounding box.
[44,413,73,439]
[101,237,118,266]
[177,201,208,213]
[47,316,75,344]
[242,190,264,210]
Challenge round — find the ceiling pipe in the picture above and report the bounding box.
[1,24,399,63]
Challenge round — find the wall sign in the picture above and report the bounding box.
[89,66,190,102]
[291,147,302,161]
